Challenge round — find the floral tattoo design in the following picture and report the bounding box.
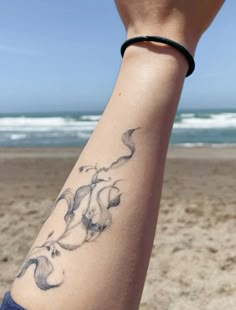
[17,128,139,290]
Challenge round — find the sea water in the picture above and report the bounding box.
[0,109,236,147]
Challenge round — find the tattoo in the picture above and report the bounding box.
[17,128,139,290]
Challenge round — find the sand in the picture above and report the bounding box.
[0,147,236,309]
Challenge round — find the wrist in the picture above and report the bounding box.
[121,41,190,79]
[121,36,195,77]
[126,28,198,56]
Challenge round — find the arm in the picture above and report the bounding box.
[11,1,224,309]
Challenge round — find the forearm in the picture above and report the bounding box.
[11,46,187,310]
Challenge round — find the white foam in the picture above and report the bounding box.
[174,113,236,129]
[178,143,205,147]
[10,134,27,140]
[77,132,91,139]
[177,143,236,147]
[0,117,98,132]
[80,115,101,121]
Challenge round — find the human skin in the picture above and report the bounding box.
[115,0,225,54]
[11,1,224,309]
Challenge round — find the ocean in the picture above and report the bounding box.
[1,109,236,147]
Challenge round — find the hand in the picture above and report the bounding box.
[115,0,225,53]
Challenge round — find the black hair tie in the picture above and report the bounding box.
[120,36,195,77]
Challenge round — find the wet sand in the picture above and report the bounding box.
[0,147,236,309]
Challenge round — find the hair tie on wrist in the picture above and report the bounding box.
[120,36,195,77]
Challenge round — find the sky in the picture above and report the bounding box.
[0,0,235,113]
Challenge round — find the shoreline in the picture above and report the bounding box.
[1,145,236,159]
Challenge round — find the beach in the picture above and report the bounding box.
[0,146,236,309]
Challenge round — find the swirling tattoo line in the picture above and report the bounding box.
[16,128,140,290]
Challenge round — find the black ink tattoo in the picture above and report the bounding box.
[17,128,139,290]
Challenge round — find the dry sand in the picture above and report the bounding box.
[0,147,236,309]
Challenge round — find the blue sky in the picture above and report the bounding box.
[0,0,235,113]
